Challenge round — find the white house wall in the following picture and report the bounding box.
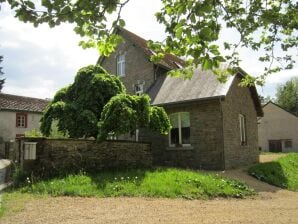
[0,110,43,141]
[258,103,298,152]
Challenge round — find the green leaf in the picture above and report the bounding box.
[119,19,125,27]
[25,1,35,9]
[199,27,213,41]
[202,58,213,70]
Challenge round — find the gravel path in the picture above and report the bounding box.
[1,155,297,224]
[1,191,297,224]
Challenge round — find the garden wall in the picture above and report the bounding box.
[17,138,152,177]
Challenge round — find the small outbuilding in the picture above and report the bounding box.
[258,101,298,152]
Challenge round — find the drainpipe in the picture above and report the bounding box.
[219,96,226,171]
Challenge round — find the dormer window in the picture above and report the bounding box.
[116,54,125,77]
[134,81,144,96]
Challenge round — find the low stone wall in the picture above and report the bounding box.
[19,138,152,177]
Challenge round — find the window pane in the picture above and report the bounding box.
[170,128,179,145]
[181,127,190,144]
[239,114,246,144]
[117,54,125,76]
[180,112,190,127]
[169,113,179,128]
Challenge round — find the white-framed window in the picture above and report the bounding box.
[16,113,27,128]
[169,112,190,147]
[116,54,125,76]
[239,114,247,145]
[134,83,144,96]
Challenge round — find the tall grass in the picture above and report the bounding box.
[15,168,254,199]
[249,153,298,191]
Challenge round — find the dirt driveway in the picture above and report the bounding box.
[1,154,297,224]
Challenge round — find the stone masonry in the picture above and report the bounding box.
[221,76,259,169]
[19,138,152,176]
[100,30,156,95]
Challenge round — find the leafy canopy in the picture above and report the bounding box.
[98,93,171,141]
[3,0,297,85]
[276,77,298,116]
[40,65,126,138]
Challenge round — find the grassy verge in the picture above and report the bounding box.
[0,192,37,218]
[13,168,254,199]
[249,153,298,191]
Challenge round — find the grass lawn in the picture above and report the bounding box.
[249,153,298,191]
[9,168,253,199]
[0,192,39,218]
[0,168,255,218]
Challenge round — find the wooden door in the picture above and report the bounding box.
[268,140,282,152]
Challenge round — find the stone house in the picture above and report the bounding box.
[0,93,48,157]
[99,28,263,170]
[258,101,298,152]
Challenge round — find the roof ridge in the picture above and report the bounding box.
[264,101,298,117]
[0,92,49,102]
[117,27,185,68]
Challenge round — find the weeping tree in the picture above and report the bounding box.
[40,65,126,138]
[98,94,171,141]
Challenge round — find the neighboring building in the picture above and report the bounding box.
[0,93,48,157]
[99,27,263,170]
[258,101,298,152]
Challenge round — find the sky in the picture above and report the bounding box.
[0,0,297,99]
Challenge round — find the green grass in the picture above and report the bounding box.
[249,153,298,191]
[0,192,38,218]
[12,168,254,199]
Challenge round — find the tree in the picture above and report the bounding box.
[98,93,171,141]
[259,95,273,106]
[0,56,5,92]
[276,77,298,116]
[2,0,297,85]
[40,65,126,138]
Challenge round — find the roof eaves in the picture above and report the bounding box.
[0,108,44,113]
[264,101,298,118]
[152,95,225,107]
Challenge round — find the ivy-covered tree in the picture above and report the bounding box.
[276,77,298,116]
[0,56,5,92]
[40,65,126,138]
[2,0,297,85]
[98,94,171,141]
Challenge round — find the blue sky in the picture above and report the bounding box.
[0,0,297,99]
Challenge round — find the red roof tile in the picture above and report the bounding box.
[0,93,49,113]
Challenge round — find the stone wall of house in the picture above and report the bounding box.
[221,76,259,169]
[139,100,225,170]
[19,138,152,176]
[100,30,155,95]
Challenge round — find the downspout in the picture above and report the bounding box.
[219,96,226,171]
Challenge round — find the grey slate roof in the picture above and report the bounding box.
[148,68,234,105]
[0,93,49,113]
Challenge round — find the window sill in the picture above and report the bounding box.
[166,146,194,151]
